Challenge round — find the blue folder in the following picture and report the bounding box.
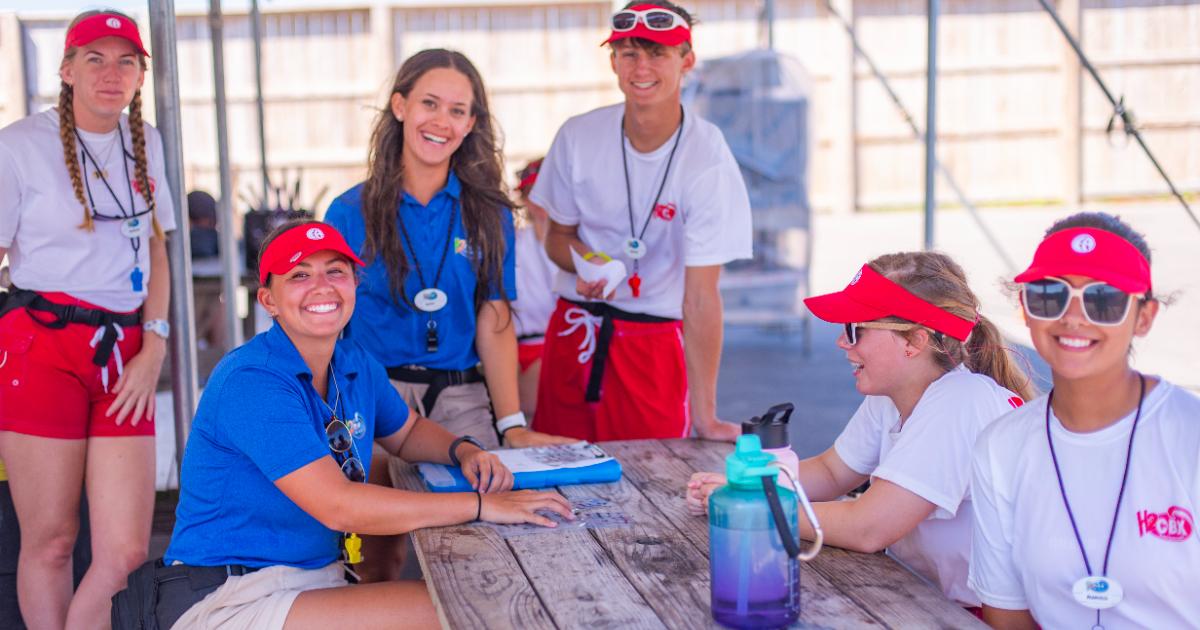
[417,446,623,492]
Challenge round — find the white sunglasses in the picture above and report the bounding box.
[611,8,690,32]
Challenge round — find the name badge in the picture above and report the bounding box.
[1072,576,1123,609]
[415,288,448,312]
[624,238,647,259]
[121,217,146,238]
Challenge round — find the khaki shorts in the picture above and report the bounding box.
[389,379,499,449]
[170,562,346,630]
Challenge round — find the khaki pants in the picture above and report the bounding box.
[170,562,345,630]
[383,379,498,488]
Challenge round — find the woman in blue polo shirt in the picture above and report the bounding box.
[142,221,571,630]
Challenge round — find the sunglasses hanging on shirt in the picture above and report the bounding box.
[319,369,367,569]
[76,124,151,292]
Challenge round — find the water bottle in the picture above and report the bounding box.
[709,435,822,629]
[742,403,800,489]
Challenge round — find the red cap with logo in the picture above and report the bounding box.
[65,13,150,57]
[1013,227,1151,293]
[258,223,365,285]
[603,4,692,48]
[803,264,977,342]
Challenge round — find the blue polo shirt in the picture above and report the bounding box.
[165,323,409,569]
[324,173,517,371]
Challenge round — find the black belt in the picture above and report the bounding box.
[0,287,141,368]
[386,365,484,417]
[560,299,676,403]
[517,333,545,342]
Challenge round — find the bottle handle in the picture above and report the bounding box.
[771,462,823,561]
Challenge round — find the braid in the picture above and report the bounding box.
[127,90,164,239]
[58,82,94,231]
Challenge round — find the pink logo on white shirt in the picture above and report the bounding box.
[654,202,677,221]
[1136,506,1194,541]
[1007,396,1024,409]
[132,175,157,196]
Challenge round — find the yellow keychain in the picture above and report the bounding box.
[344,533,363,564]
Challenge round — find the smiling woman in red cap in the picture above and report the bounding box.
[0,10,175,626]
[969,212,1200,629]
[688,251,1033,611]
[112,220,571,630]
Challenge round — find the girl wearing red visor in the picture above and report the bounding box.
[0,11,174,627]
[969,213,1200,629]
[688,251,1033,609]
[129,221,570,630]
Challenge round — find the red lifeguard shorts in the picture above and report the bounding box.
[533,298,689,442]
[517,340,544,372]
[0,292,154,439]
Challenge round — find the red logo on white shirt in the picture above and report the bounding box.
[1136,506,1194,541]
[1007,396,1024,409]
[654,203,677,221]
[132,175,157,196]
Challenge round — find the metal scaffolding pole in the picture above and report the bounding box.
[250,0,271,201]
[208,0,243,349]
[923,0,938,250]
[147,0,200,472]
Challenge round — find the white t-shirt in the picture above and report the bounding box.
[530,103,752,319]
[834,365,1023,606]
[0,109,176,312]
[970,379,1200,629]
[512,225,557,339]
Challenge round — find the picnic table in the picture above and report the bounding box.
[393,438,986,629]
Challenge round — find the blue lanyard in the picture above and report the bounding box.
[1045,373,1144,629]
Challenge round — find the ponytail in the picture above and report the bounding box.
[964,315,1036,402]
[58,82,93,231]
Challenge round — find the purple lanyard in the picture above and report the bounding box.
[1045,373,1144,628]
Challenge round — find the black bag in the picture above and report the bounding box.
[111,559,255,630]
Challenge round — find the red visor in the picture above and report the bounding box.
[517,158,543,195]
[804,265,977,342]
[65,13,150,57]
[1013,227,1151,293]
[258,223,365,285]
[603,4,691,48]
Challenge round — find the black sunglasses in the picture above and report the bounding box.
[842,321,924,345]
[326,416,366,482]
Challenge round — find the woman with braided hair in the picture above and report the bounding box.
[0,10,174,627]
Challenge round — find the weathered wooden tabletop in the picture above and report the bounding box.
[393,438,986,629]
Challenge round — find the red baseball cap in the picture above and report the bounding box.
[603,4,692,48]
[258,223,364,285]
[803,264,977,342]
[65,13,150,58]
[1013,227,1151,293]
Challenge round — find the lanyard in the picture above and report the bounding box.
[77,124,151,290]
[1046,373,1144,629]
[395,200,457,352]
[619,108,684,297]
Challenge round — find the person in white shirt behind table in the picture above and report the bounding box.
[688,251,1035,611]
[970,212,1200,629]
[509,158,559,421]
[532,0,754,442]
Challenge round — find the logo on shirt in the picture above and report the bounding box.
[1007,396,1024,409]
[1071,234,1097,254]
[131,175,157,196]
[1136,506,1194,541]
[454,237,477,259]
[654,202,677,222]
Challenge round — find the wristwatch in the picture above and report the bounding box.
[449,435,486,467]
[143,319,170,340]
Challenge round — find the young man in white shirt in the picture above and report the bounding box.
[530,0,753,442]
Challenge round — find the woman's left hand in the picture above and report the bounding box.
[460,449,514,494]
[106,337,167,426]
[502,427,577,448]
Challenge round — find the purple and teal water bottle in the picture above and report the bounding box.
[709,435,823,629]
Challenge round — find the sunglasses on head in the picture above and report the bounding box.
[326,416,366,482]
[611,8,689,32]
[843,321,923,345]
[1021,277,1142,326]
